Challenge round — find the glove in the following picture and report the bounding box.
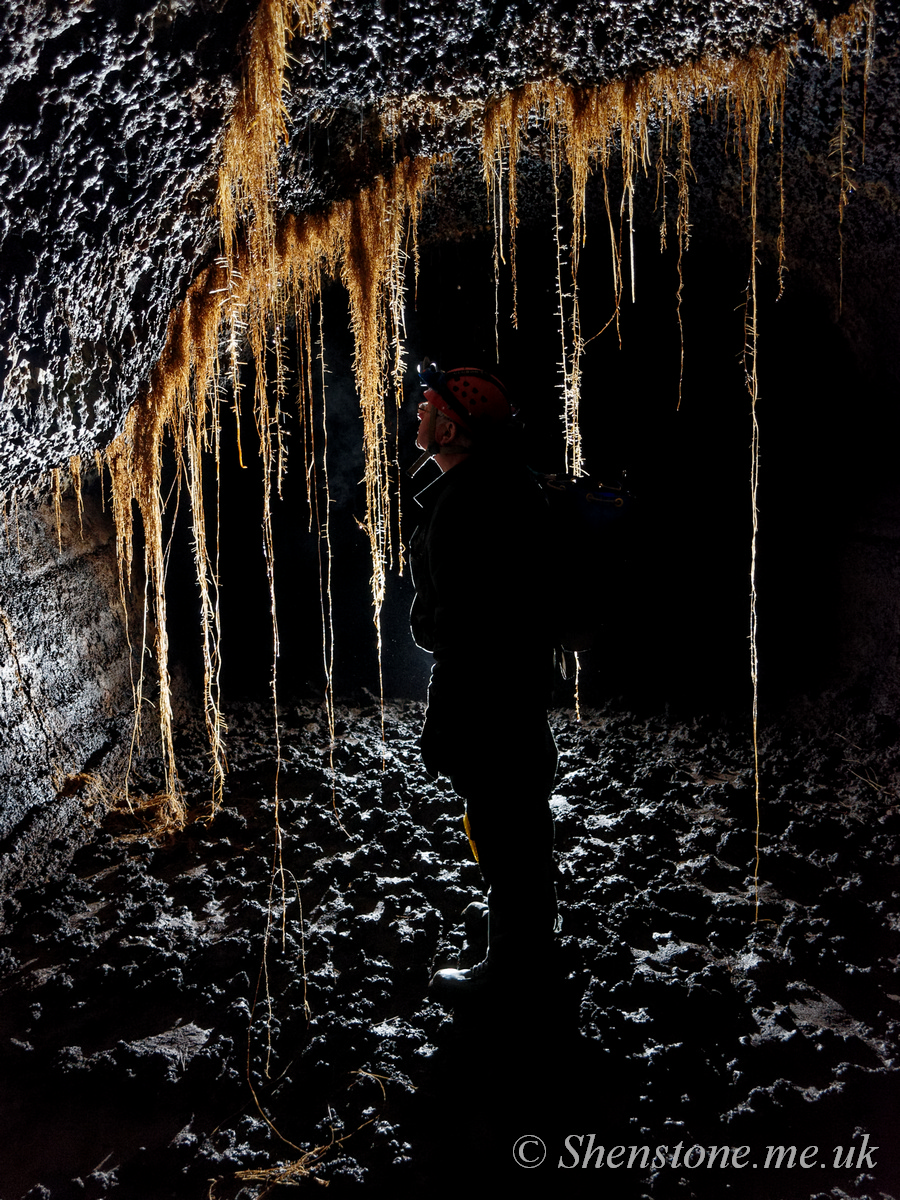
[419,663,463,779]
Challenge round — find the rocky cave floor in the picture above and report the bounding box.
[1,697,899,1200]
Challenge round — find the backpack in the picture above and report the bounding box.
[536,473,636,654]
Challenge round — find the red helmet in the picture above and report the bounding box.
[424,367,512,432]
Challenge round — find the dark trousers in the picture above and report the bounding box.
[425,697,559,942]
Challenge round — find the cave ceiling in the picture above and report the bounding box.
[0,0,897,497]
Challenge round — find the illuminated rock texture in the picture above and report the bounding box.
[1,702,897,1197]
[0,0,254,491]
[0,490,132,858]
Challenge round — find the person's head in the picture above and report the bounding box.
[415,397,470,459]
[415,363,512,470]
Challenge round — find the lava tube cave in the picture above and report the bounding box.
[1,1,899,1196]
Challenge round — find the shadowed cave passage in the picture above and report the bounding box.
[2,0,900,1196]
[172,222,886,713]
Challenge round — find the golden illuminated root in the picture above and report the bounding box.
[217,0,322,274]
[814,1,875,77]
[333,161,433,630]
[90,0,872,832]
[69,455,85,539]
[104,254,259,827]
[97,0,321,827]
[233,1148,329,1191]
[474,0,868,446]
[50,468,63,552]
[813,3,875,311]
[102,148,432,823]
[478,50,803,462]
[482,91,523,326]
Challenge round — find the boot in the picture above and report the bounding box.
[426,901,489,999]
[429,901,552,1004]
[428,935,496,1003]
[428,951,493,1001]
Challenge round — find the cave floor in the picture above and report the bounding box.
[0,698,898,1200]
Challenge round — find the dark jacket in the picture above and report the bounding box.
[409,449,555,716]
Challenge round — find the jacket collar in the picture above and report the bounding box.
[413,454,475,509]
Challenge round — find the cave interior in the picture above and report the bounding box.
[1,0,899,1196]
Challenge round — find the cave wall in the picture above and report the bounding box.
[0,480,139,888]
[0,0,256,872]
[1,0,899,864]
[0,0,252,494]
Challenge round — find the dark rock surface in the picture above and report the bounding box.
[0,477,139,882]
[0,0,252,493]
[2,0,896,497]
[1,697,897,1198]
[280,0,865,210]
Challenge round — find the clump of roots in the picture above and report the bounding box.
[102,789,197,841]
[54,771,187,841]
[231,1146,330,1196]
